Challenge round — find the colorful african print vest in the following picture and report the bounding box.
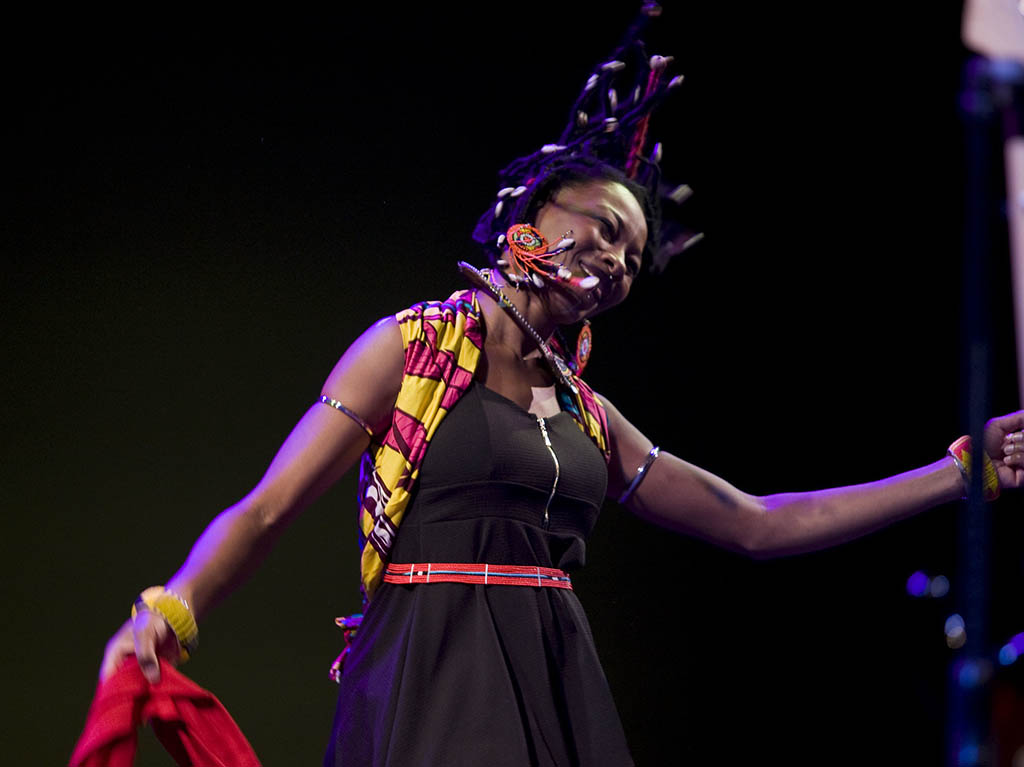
[356,288,610,602]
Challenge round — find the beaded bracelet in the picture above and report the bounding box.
[131,586,199,661]
[947,435,1000,502]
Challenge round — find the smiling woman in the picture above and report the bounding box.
[76,5,1024,767]
[533,181,648,308]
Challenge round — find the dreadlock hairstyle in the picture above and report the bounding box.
[471,2,700,276]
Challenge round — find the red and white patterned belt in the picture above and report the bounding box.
[383,562,573,590]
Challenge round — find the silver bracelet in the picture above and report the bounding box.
[319,395,374,437]
[618,446,660,504]
[947,448,969,499]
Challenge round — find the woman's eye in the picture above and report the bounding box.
[597,218,615,239]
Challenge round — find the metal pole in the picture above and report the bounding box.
[949,55,1024,767]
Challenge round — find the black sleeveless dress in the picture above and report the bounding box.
[324,382,634,766]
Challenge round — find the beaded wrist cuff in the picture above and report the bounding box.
[131,586,199,661]
[948,435,1000,502]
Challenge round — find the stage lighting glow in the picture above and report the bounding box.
[958,743,980,765]
[954,658,993,690]
[929,575,950,597]
[958,661,984,688]
[945,614,967,649]
[997,633,1024,665]
[906,570,929,597]
[946,631,967,649]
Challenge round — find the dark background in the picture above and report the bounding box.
[3,4,1022,765]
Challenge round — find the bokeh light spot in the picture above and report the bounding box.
[945,615,967,649]
[929,575,949,598]
[906,570,929,597]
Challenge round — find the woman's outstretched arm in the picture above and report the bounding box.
[101,316,404,683]
[601,395,1024,558]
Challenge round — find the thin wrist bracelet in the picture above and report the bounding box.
[618,446,660,505]
[947,451,969,495]
[947,435,1000,502]
[131,586,199,661]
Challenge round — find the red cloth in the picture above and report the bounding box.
[70,661,261,767]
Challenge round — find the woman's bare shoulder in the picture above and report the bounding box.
[321,315,405,437]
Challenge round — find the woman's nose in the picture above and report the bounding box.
[597,250,626,281]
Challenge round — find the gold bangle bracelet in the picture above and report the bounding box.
[131,585,199,661]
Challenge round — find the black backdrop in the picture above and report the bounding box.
[4,4,1022,765]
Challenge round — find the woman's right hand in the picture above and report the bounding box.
[100,611,180,683]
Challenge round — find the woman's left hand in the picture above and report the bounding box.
[985,411,1024,490]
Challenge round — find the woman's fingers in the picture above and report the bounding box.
[998,462,1024,488]
[987,413,1024,454]
[997,430,1024,487]
[133,618,160,684]
[993,434,1024,488]
[132,611,175,684]
[100,619,135,681]
[100,612,180,684]
[1001,432,1024,475]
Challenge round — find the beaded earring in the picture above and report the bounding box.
[499,223,599,291]
[574,320,593,375]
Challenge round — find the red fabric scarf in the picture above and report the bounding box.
[71,662,260,767]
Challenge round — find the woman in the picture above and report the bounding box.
[98,22,1024,767]
[98,162,1024,765]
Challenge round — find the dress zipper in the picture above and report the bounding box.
[536,416,560,528]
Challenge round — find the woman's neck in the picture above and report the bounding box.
[478,270,557,359]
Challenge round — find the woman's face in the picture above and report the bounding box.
[530,178,648,321]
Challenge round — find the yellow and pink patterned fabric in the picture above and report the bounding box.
[356,289,610,601]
